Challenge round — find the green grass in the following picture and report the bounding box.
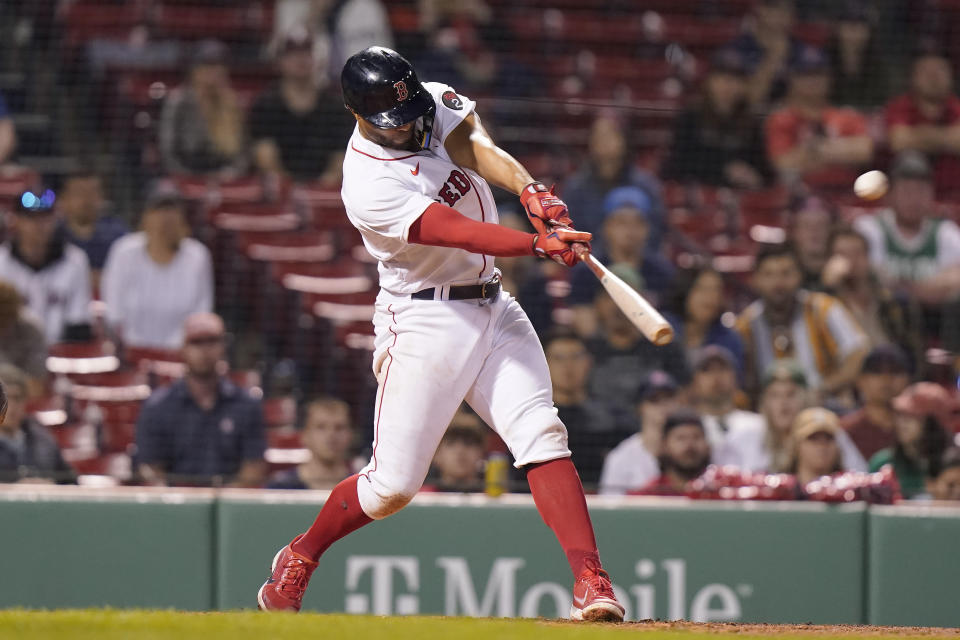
[0,610,952,640]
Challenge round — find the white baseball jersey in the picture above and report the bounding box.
[341,82,499,295]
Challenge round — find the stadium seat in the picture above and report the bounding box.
[263,396,297,429]
[153,2,273,41]
[46,341,121,378]
[238,230,336,264]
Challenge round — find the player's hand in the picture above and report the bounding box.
[521,182,574,229]
[532,228,592,267]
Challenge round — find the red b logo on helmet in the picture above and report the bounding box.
[393,80,408,101]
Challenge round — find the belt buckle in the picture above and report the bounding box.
[480,273,501,305]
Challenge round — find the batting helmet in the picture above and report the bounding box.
[341,46,436,149]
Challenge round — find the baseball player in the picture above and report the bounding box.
[257,46,625,622]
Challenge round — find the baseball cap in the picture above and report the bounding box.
[603,186,652,222]
[662,409,705,437]
[790,46,830,75]
[861,344,910,375]
[183,312,225,344]
[692,344,736,372]
[636,370,679,404]
[792,407,840,441]
[279,26,313,55]
[144,180,184,210]
[761,359,808,389]
[15,189,57,216]
[891,151,933,182]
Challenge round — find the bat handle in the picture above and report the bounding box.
[572,242,604,278]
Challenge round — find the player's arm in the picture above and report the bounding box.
[445,112,573,229]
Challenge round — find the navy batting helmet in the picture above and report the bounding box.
[341,46,436,149]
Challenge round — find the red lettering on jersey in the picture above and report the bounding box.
[393,80,408,101]
[437,170,473,207]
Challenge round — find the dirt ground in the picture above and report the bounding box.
[613,621,960,636]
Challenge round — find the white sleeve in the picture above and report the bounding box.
[937,220,960,269]
[424,82,476,148]
[66,251,92,326]
[197,244,214,312]
[345,176,436,245]
[100,242,125,328]
[824,298,868,358]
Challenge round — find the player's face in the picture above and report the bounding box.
[662,425,710,475]
[796,431,839,476]
[356,116,418,151]
[761,380,807,435]
[891,178,934,228]
[929,466,960,501]
[753,256,802,310]
[302,406,353,465]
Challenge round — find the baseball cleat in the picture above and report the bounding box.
[257,535,318,612]
[570,567,625,622]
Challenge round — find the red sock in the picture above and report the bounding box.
[526,457,602,577]
[291,475,373,561]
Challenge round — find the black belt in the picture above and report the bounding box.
[412,280,501,301]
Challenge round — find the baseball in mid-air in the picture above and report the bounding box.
[854,170,889,200]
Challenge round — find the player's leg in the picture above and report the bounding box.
[259,300,485,611]
[464,294,624,622]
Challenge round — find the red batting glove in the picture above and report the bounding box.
[532,227,592,267]
[521,182,574,229]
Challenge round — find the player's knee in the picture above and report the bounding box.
[366,490,415,519]
[358,474,419,519]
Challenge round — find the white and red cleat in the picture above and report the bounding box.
[257,536,318,612]
[570,568,625,622]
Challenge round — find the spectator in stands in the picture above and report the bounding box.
[159,40,247,177]
[267,397,358,490]
[737,243,869,403]
[663,266,744,374]
[631,410,710,496]
[543,329,619,487]
[0,189,92,344]
[0,281,46,397]
[101,182,214,350]
[728,0,806,107]
[0,364,75,484]
[250,27,352,185]
[788,407,844,485]
[600,370,682,495]
[927,447,960,502]
[425,406,487,493]
[687,345,764,452]
[842,345,912,462]
[826,0,890,109]
[885,50,960,194]
[787,195,834,290]
[717,360,867,472]
[870,382,954,499]
[586,264,691,427]
[56,170,127,289]
[0,89,15,164]
[568,187,674,335]
[662,48,772,189]
[562,114,665,246]
[136,312,266,487]
[765,47,874,186]
[822,227,923,365]
[853,152,960,306]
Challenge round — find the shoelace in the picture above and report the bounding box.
[584,569,616,599]
[277,559,310,597]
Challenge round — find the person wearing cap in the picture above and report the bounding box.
[737,243,869,403]
[825,0,890,109]
[158,39,247,177]
[662,47,772,189]
[599,370,683,495]
[885,49,960,194]
[852,151,960,305]
[630,409,711,496]
[868,382,955,499]
[423,405,488,493]
[0,280,46,397]
[250,27,354,184]
[788,407,844,485]
[687,344,764,452]
[765,45,873,184]
[567,186,674,337]
[100,181,213,350]
[926,447,960,502]
[136,312,267,487]
[0,363,75,484]
[822,226,923,366]
[267,396,361,490]
[841,345,912,460]
[716,359,866,473]
[0,189,92,344]
[543,329,620,488]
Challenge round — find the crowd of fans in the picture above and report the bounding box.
[0,0,958,503]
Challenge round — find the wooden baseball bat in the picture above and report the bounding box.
[571,243,675,346]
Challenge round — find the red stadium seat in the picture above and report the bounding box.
[263,396,297,429]
[152,2,273,41]
[238,230,336,264]
[46,341,121,378]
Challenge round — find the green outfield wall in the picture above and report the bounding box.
[1,487,957,627]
